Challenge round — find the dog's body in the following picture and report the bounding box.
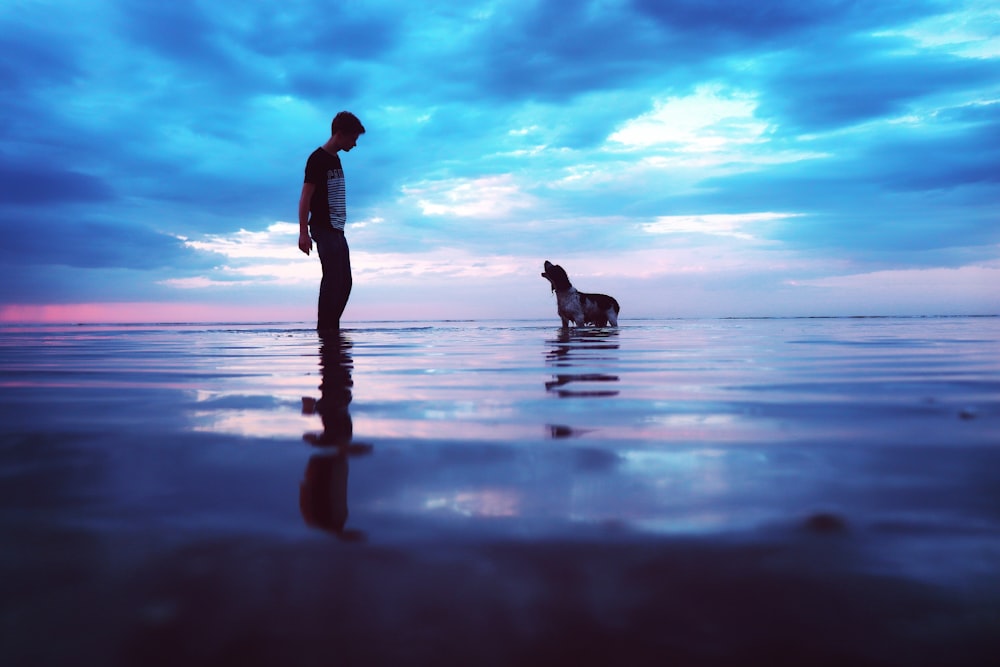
[541,260,620,327]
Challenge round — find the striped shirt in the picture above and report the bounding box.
[304,148,347,232]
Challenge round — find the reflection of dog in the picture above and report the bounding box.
[541,260,620,327]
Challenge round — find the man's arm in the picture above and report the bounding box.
[298,182,315,255]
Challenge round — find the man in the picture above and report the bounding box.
[298,111,366,332]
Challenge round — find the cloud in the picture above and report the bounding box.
[166,221,530,289]
[608,85,770,153]
[641,212,802,240]
[0,162,114,205]
[877,1,1000,59]
[757,39,999,134]
[402,175,537,218]
[0,215,194,271]
[180,222,304,260]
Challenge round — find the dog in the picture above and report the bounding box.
[541,260,620,327]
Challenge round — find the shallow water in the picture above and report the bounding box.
[1,317,998,666]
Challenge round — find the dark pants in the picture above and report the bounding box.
[313,226,352,331]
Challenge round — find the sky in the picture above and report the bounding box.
[1,0,998,323]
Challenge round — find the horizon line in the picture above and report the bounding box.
[2,313,997,328]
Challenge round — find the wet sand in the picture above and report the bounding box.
[1,318,998,666]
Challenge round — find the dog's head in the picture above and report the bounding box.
[541,260,572,293]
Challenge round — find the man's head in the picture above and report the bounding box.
[331,111,365,152]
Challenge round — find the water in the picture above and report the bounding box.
[1,317,998,665]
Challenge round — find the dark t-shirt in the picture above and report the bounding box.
[304,148,346,232]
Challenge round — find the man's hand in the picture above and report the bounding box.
[298,182,316,255]
[298,230,313,255]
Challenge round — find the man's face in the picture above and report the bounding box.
[336,132,360,152]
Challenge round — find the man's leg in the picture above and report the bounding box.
[315,229,352,331]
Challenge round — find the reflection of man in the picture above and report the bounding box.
[300,333,370,541]
[303,332,354,447]
[300,453,363,540]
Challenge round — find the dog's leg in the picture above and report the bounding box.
[561,316,570,328]
[607,309,618,327]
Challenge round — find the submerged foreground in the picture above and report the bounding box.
[1,317,998,666]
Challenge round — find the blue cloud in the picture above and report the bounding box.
[0,214,195,270]
[630,0,946,44]
[0,161,114,205]
[756,40,999,133]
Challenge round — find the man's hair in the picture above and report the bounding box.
[331,111,366,137]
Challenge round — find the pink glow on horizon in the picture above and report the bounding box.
[0,302,312,324]
[0,300,497,325]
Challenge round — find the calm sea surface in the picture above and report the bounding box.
[1,317,998,665]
